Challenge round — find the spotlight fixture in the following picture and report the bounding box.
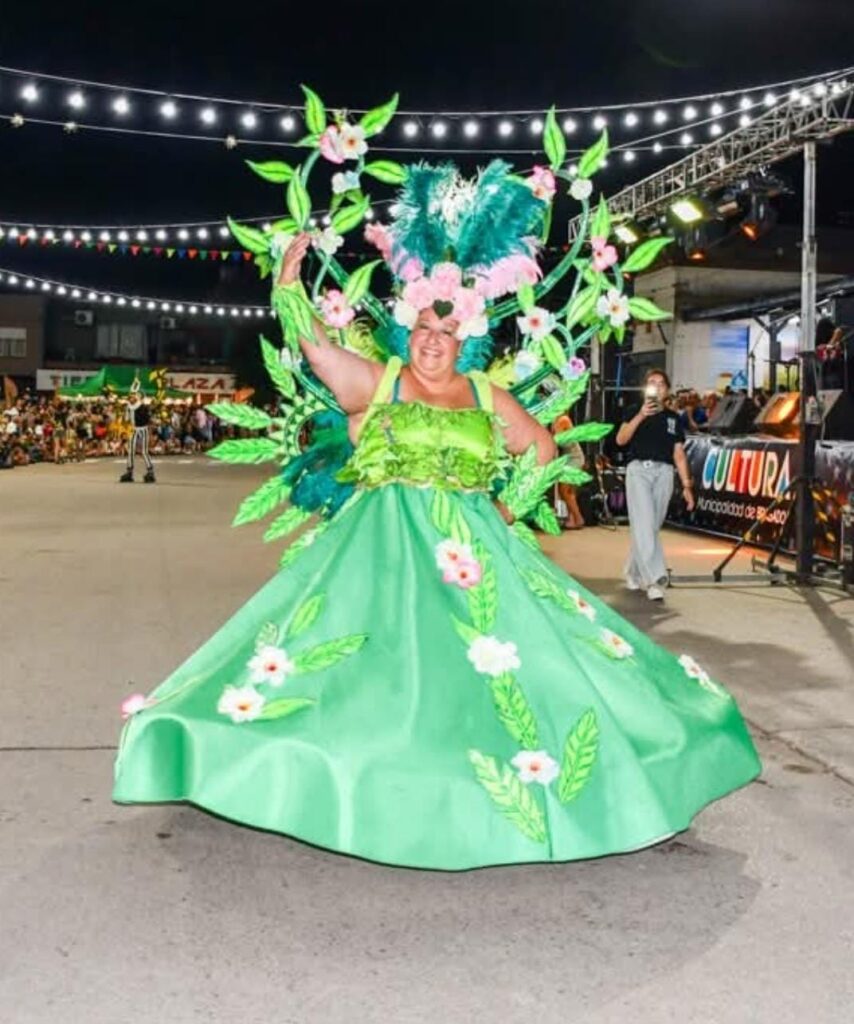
[614,221,641,245]
[740,193,777,241]
[685,224,709,261]
[670,197,706,224]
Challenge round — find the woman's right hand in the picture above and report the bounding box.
[277,232,312,286]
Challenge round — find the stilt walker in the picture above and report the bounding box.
[119,378,155,483]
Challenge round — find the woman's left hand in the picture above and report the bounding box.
[682,484,695,512]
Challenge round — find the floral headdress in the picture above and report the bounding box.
[214,86,674,543]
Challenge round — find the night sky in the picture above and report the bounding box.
[1,0,853,306]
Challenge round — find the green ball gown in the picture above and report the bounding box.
[113,358,761,870]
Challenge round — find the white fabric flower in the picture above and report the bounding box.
[513,349,542,382]
[217,685,266,723]
[567,589,596,621]
[120,694,149,719]
[679,654,727,697]
[467,635,521,677]
[596,289,631,327]
[269,231,294,262]
[248,644,296,688]
[331,170,361,194]
[599,627,633,659]
[280,347,300,370]
[512,750,560,786]
[340,123,368,161]
[570,177,594,201]
[393,300,418,329]
[313,227,344,256]
[435,538,475,572]
[516,306,556,341]
[457,314,489,340]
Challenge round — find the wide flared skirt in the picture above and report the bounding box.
[114,484,760,870]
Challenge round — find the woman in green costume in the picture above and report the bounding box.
[114,92,760,869]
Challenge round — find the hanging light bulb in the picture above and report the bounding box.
[710,101,724,116]
[709,122,723,137]
[81,230,92,242]
[26,228,37,239]
[219,226,230,238]
[402,121,419,138]
[240,111,258,130]
[112,95,131,116]
[204,305,213,314]
[189,305,198,315]
[683,105,697,120]
[529,117,544,134]
[63,230,74,242]
[43,229,55,240]
[280,114,296,132]
[623,150,636,162]
[592,114,607,130]
[739,114,752,127]
[198,227,209,239]
[57,286,67,296]
[680,131,694,146]
[653,141,663,154]
[623,111,639,127]
[814,82,827,97]
[430,121,448,138]
[117,297,127,306]
[175,303,185,313]
[118,230,129,242]
[498,120,514,137]
[132,299,141,308]
[764,92,777,107]
[177,229,189,241]
[137,230,148,241]
[153,229,166,241]
[463,119,479,137]
[653,108,668,125]
[20,82,39,103]
[160,99,178,119]
[99,231,111,242]
[67,90,85,110]
[739,96,753,110]
[200,106,217,125]
[147,301,156,310]
[562,116,577,133]
[41,282,51,291]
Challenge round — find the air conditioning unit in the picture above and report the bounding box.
[73,309,94,327]
[159,315,177,330]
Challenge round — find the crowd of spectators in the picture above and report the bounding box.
[0,393,258,469]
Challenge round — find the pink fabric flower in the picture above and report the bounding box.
[451,286,485,323]
[120,694,148,719]
[591,236,618,272]
[562,356,587,380]
[508,253,542,286]
[398,257,425,282]
[429,262,463,301]
[319,289,355,328]
[402,277,437,312]
[527,165,557,202]
[475,254,542,300]
[364,222,393,260]
[319,126,345,164]
[443,558,483,589]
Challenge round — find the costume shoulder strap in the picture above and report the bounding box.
[468,371,494,414]
[371,356,403,407]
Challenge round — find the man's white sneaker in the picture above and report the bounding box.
[646,584,665,601]
[625,576,642,591]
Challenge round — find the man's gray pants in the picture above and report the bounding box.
[624,459,674,587]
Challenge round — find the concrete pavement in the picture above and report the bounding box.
[1,457,852,1023]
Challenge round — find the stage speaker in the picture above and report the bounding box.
[707,394,756,434]
[753,390,854,440]
[817,389,854,440]
[753,391,800,437]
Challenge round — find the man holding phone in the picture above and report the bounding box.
[616,368,695,601]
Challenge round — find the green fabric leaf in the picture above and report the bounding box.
[467,542,498,634]
[255,621,280,650]
[555,421,613,445]
[565,284,601,330]
[331,195,370,235]
[557,708,599,804]
[590,195,611,240]
[517,282,535,313]
[268,217,298,235]
[468,751,547,844]
[628,296,670,322]
[343,260,381,306]
[533,500,561,535]
[490,674,540,749]
[260,335,296,400]
[279,519,330,568]
[258,697,315,721]
[451,615,481,646]
[293,634,367,675]
[559,466,593,486]
[227,217,268,256]
[511,521,541,552]
[279,286,317,341]
[521,569,575,612]
[208,438,280,465]
[620,237,674,274]
[287,177,311,229]
[296,133,321,149]
[541,333,566,371]
[207,402,273,430]
[264,506,312,543]
[233,476,291,527]
[246,160,295,184]
[430,490,453,535]
[301,85,326,135]
[363,159,407,184]
[286,593,325,639]
[543,105,566,171]
[360,93,399,137]
[577,130,609,178]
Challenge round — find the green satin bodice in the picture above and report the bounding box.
[339,358,505,492]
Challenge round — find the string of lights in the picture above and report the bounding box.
[0,266,273,319]
[1,64,851,151]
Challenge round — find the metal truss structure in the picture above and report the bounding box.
[568,71,854,239]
